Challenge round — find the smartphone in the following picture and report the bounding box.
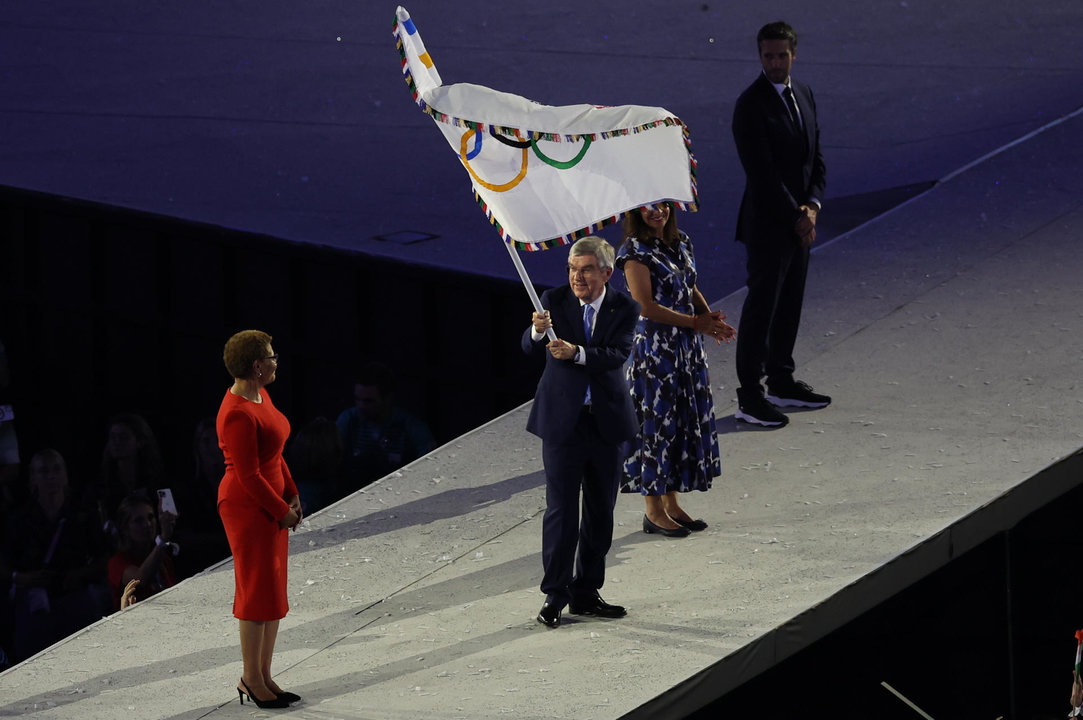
[157,488,178,516]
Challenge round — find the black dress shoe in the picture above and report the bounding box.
[642,515,691,537]
[276,691,301,704]
[674,517,708,532]
[536,601,562,628]
[569,595,627,618]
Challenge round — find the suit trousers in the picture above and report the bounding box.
[736,238,810,393]
[539,408,621,606]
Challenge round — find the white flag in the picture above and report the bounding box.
[393,6,699,252]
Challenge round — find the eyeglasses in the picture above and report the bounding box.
[567,265,599,278]
[263,354,280,362]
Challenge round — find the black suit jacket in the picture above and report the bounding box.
[521,284,640,445]
[732,72,827,247]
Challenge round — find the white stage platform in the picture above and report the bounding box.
[2,100,1081,719]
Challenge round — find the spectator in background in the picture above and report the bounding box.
[169,418,230,578]
[287,417,342,514]
[4,449,111,662]
[0,340,16,667]
[0,339,20,506]
[107,493,177,610]
[91,413,166,535]
[193,417,226,489]
[336,362,435,492]
[0,545,11,669]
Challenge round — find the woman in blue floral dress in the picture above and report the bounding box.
[616,203,735,537]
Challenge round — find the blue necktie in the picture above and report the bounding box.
[582,303,594,405]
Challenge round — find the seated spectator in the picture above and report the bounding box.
[336,362,436,492]
[0,338,20,507]
[192,416,225,488]
[0,547,12,670]
[287,416,342,514]
[107,493,177,610]
[88,413,165,535]
[169,418,230,578]
[5,449,111,662]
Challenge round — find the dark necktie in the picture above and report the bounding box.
[782,86,801,130]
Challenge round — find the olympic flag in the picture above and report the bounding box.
[392,6,699,253]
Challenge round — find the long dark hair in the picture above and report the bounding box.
[622,203,680,247]
[114,492,156,553]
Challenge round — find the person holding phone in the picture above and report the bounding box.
[107,493,177,609]
[217,330,302,709]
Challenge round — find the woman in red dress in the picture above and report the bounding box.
[217,329,302,709]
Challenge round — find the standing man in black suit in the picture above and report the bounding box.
[732,20,831,429]
[522,236,640,628]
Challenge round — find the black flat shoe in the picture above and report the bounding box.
[536,601,563,628]
[569,594,627,618]
[673,517,708,532]
[642,514,691,537]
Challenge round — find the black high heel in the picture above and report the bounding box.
[276,690,302,704]
[238,678,290,709]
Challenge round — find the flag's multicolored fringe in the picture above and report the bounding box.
[473,188,632,251]
[393,10,699,251]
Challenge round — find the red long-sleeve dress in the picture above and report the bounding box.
[216,386,298,621]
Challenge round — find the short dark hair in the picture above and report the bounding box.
[223,329,271,379]
[757,21,797,53]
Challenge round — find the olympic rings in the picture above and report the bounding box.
[488,127,533,148]
[530,135,591,170]
[460,128,527,193]
[464,128,482,160]
[459,127,593,193]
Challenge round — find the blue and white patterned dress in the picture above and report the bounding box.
[616,232,720,495]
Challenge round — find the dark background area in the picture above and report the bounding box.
[686,465,1083,720]
[0,184,544,492]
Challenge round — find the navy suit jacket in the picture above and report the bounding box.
[732,72,827,247]
[521,283,640,445]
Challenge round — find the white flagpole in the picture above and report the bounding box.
[503,240,557,342]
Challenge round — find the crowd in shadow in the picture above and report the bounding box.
[0,346,434,670]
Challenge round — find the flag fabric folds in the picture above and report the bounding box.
[393,6,699,252]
